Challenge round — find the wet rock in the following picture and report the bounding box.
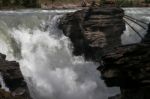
[59,6,125,60]
[0,89,25,99]
[0,53,31,99]
[97,43,150,99]
[60,6,150,99]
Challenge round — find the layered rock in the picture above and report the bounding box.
[0,53,31,99]
[98,22,150,99]
[98,43,150,86]
[59,6,125,60]
[97,24,150,99]
[59,6,150,99]
[98,42,150,99]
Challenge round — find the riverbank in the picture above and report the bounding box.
[0,0,150,10]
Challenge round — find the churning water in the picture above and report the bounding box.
[122,8,150,44]
[0,8,149,99]
[0,9,119,99]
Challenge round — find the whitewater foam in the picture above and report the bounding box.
[0,10,118,99]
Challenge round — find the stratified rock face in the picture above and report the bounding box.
[0,53,31,99]
[60,6,150,99]
[59,7,125,60]
[98,32,150,99]
[98,43,150,88]
[97,21,150,99]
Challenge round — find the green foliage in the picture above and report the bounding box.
[0,0,38,7]
[145,0,150,3]
[1,0,11,6]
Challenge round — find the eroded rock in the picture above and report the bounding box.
[0,53,31,99]
[59,6,150,99]
[59,6,125,60]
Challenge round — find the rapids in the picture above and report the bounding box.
[0,8,149,99]
[122,8,150,44]
[0,9,118,99]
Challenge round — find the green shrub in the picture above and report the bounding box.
[145,0,150,3]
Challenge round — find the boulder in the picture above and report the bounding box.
[59,6,125,60]
[0,53,31,99]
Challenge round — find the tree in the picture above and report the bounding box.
[100,0,106,5]
[145,0,150,3]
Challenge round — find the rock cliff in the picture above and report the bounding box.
[0,53,31,99]
[59,6,125,60]
[59,6,150,99]
[98,42,150,99]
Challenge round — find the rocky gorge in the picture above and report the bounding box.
[0,6,149,99]
[59,6,150,99]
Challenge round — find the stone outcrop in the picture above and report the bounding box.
[0,53,31,99]
[98,43,150,88]
[98,42,150,99]
[59,6,150,99]
[59,6,125,60]
[97,23,150,99]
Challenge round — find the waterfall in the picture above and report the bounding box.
[0,73,9,92]
[0,10,119,99]
[122,8,150,44]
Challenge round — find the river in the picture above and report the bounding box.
[0,8,149,99]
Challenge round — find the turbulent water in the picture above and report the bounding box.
[122,8,150,44]
[0,8,149,99]
[0,73,9,92]
[0,9,119,99]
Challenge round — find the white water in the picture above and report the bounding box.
[122,8,150,44]
[0,8,149,99]
[0,73,9,92]
[0,10,119,99]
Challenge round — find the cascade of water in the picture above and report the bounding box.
[0,10,119,99]
[122,8,150,44]
[0,72,9,92]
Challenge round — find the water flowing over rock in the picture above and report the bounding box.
[97,9,150,99]
[59,7,150,99]
[59,7,125,60]
[0,10,116,99]
[0,53,31,99]
[0,8,149,99]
